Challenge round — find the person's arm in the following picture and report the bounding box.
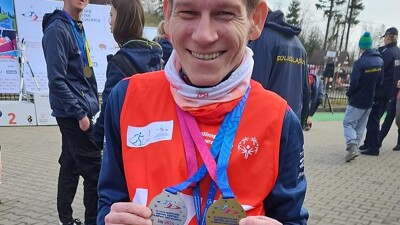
[301,67,310,127]
[97,79,131,225]
[94,59,128,149]
[264,109,308,225]
[395,81,400,128]
[308,77,321,117]
[380,49,393,72]
[346,61,361,98]
[42,26,86,120]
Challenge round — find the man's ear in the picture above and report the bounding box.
[248,1,268,41]
[163,0,171,36]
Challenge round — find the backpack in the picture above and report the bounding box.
[108,52,138,77]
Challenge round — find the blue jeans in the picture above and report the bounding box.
[343,105,372,146]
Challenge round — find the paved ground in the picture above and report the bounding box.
[1,118,400,225]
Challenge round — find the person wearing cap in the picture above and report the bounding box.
[343,32,383,162]
[360,27,400,156]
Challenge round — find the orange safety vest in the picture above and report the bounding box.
[120,71,287,224]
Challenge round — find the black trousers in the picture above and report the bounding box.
[364,97,390,151]
[56,117,101,225]
[378,97,400,147]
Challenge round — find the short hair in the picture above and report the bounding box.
[166,0,262,18]
[108,0,145,45]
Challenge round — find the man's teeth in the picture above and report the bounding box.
[192,52,221,60]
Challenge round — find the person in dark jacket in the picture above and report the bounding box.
[154,20,173,66]
[343,32,383,162]
[42,0,101,225]
[360,27,400,155]
[248,9,309,126]
[304,73,324,131]
[93,0,162,150]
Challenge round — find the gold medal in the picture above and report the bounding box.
[84,66,93,78]
[205,197,246,225]
[149,190,187,225]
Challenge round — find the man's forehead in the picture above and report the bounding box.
[172,0,245,8]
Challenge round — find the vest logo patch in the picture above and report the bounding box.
[127,120,173,148]
[238,137,259,159]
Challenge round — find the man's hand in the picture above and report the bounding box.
[79,116,91,131]
[239,216,283,225]
[104,202,152,225]
[306,116,312,126]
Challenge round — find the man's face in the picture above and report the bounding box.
[164,0,266,86]
[65,0,90,12]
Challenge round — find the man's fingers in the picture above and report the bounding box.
[110,202,152,218]
[105,211,152,225]
[239,216,282,225]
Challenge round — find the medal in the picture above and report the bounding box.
[205,197,246,225]
[84,66,93,78]
[149,190,187,225]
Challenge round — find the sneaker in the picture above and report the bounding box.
[345,144,359,162]
[60,218,82,225]
[359,144,368,150]
[393,145,400,151]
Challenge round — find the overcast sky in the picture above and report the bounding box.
[267,0,399,50]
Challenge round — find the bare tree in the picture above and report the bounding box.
[301,26,324,57]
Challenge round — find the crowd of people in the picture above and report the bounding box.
[41,0,399,224]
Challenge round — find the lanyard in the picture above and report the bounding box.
[175,105,198,180]
[63,10,92,67]
[168,87,250,225]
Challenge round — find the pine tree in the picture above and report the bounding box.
[315,0,346,50]
[344,0,364,52]
[286,0,301,27]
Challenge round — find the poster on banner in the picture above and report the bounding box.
[14,0,118,93]
[0,101,37,126]
[0,0,17,53]
[0,54,20,93]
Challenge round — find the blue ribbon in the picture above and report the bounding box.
[63,10,89,66]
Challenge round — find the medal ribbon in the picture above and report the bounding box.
[167,87,250,225]
[175,105,198,179]
[63,10,92,68]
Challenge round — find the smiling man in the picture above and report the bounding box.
[42,0,101,225]
[97,0,308,225]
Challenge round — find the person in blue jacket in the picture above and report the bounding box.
[42,0,100,224]
[248,9,309,126]
[360,27,400,155]
[343,32,383,162]
[93,0,162,150]
[304,73,324,131]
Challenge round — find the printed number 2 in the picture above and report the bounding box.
[8,113,16,125]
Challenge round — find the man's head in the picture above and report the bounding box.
[382,27,398,45]
[163,0,267,86]
[63,0,90,19]
[358,32,373,51]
